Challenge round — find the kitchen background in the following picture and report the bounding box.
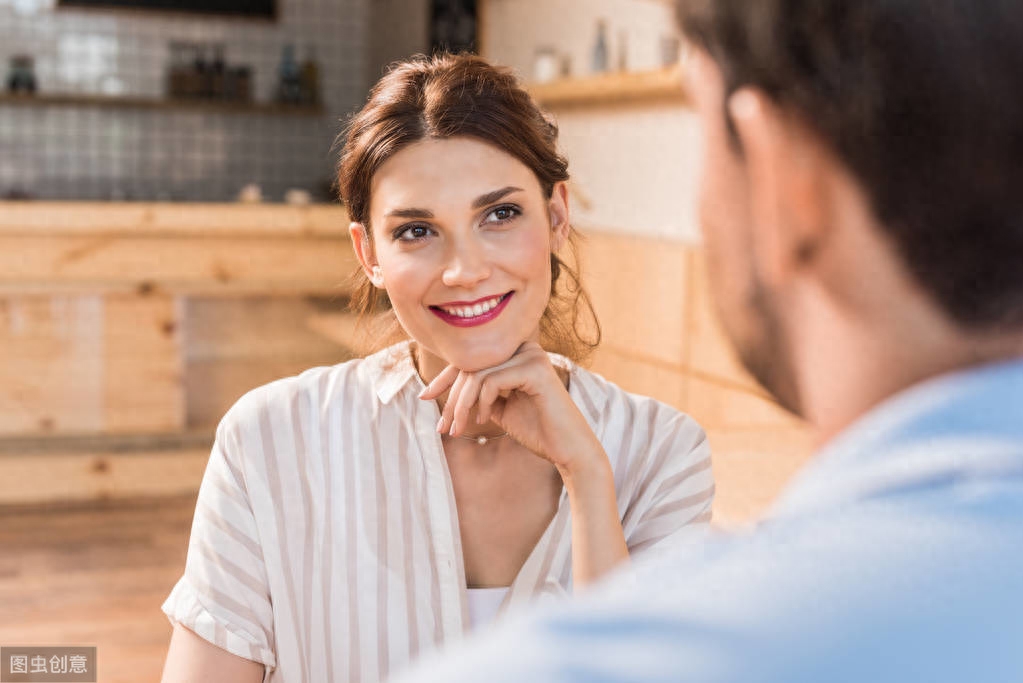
[1,3,813,679]
[0,0,432,202]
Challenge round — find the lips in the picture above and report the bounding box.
[430,292,513,327]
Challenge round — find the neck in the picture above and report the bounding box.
[412,341,451,387]
[795,301,1023,446]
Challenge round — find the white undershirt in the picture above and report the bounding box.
[466,587,509,629]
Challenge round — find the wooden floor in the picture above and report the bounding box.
[0,495,197,683]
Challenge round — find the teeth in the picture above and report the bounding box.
[441,294,504,318]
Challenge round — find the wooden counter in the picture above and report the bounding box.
[0,202,356,504]
[0,202,355,295]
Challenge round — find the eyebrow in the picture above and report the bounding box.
[471,186,524,209]
[383,186,525,220]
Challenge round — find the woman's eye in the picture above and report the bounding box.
[394,224,432,242]
[485,204,521,224]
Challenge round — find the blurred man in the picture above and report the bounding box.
[396,1,1023,681]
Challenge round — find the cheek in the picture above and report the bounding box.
[375,252,435,316]
[506,222,553,276]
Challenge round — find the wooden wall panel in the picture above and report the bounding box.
[103,294,184,433]
[0,294,183,435]
[0,296,104,434]
[183,296,353,429]
[0,435,210,505]
[707,428,816,528]
[685,247,764,392]
[685,377,802,432]
[581,229,689,367]
[589,347,688,410]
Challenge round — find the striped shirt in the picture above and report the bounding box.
[162,341,714,683]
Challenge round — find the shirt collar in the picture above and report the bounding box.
[368,340,423,404]
[768,357,1023,521]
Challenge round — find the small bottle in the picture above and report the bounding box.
[300,46,320,105]
[278,44,299,103]
[617,30,628,71]
[211,44,226,99]
[195,44,212,98]
[591,20,609,73]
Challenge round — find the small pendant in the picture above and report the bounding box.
[477,436,488,445]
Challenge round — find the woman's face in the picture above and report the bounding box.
[354,136,569,372]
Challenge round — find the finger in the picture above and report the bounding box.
[450,372,485,436]
[474,367,532,425]
[439,371,470,435]
[419,364,460,400]
[476,375,502,425]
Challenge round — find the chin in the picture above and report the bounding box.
[443,338,522,372]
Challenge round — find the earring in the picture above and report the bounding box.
[371,266,384,287]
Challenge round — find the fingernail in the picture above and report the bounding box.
[476,414,484,425]
[449,421,457,436]
[436,416,446,433]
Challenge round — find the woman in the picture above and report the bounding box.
[161,53,713,683]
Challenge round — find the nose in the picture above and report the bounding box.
[441,237,491,290]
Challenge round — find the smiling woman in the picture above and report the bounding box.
[159,53,715,683]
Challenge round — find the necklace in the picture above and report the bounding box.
[453,431,509,446]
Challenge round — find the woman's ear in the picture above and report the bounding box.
[549,181,571,252]
[349,221,385,287]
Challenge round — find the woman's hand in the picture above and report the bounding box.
[418,341,602,476]
[420,340,630,586]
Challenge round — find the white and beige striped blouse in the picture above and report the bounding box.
[162,341,714,683]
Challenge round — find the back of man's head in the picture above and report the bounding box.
[676,0,1023,329]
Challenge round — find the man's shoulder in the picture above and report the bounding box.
[399,491,1023,683]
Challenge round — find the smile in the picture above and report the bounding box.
[430,292,514,327]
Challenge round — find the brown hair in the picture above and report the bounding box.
[336,53,601,361]
[676,0,1023,329]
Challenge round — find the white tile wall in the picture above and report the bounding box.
[480,0,702,243]
[0,0,378,201]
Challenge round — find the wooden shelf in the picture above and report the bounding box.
[0,201,354,295]
[528,67,688,109]
[0,201,348,238]
[0,92,325,116]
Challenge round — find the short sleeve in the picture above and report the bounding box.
[162,418,277,669]
[619,407,715,557]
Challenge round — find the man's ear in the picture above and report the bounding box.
[349,222,385,287]
[548,181,571,252]
[728,87,830,287]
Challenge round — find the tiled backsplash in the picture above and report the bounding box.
[0,0,371,201]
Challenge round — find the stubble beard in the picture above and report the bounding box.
[732,279,804,418]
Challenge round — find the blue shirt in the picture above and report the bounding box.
[396,359,1023,683]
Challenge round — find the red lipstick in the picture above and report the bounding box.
[429,292,513,328]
